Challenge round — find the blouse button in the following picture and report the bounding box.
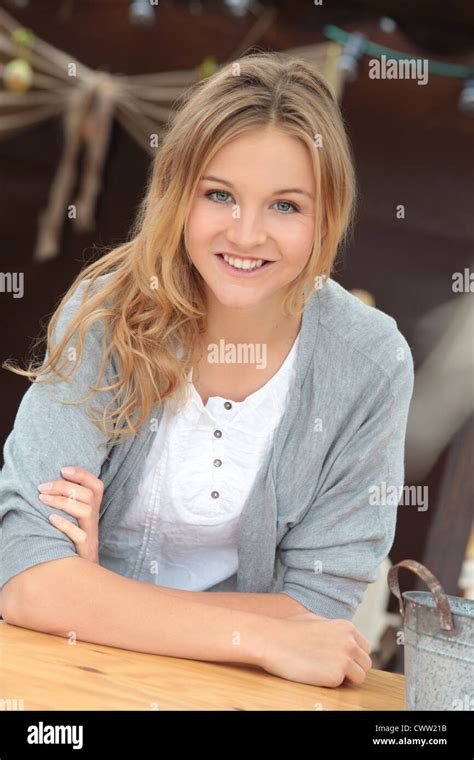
[213,459,222,467]
[211,491,220,499]
[213,429,222,438]
[224,401,232,409]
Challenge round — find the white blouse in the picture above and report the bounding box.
[124,332,300,591]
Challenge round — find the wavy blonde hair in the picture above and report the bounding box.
[3,50,357,448]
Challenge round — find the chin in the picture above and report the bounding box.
[209,284,270,310]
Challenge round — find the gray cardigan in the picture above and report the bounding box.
[0,274,414,619]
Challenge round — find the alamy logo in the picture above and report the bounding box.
[368,54,429,85]
[207,339,267,370]
[27,721,83,750]
[369,482,429,512]
[0,271,24,298]
[0,698,24,710]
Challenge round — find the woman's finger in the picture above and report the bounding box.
[343,657,368,686]
[48,512,88,547]
[353,628,372,655]
[352,644,373,674]
[60,466,104,505]
[38,482,94,507]
[40,494,93,521]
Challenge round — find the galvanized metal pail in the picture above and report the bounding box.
[388,559,474,711]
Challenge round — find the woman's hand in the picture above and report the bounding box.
[38,466,103,563]
[260,617,373,688]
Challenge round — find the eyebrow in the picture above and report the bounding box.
[201,175,314,201]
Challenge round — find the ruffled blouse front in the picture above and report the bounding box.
[122,332,300,590]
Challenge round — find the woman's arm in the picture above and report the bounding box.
[2,557,371,688]
[39,468,323,622]
[151,586,324,620]
[1,557,267,666]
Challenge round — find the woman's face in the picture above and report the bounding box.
[184,125,317,311]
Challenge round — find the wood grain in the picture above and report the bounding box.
[0,620,405,710]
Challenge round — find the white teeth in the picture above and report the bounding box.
[222,254,264,270]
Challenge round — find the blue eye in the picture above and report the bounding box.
[205,190,300,214]
[273,200,299,214]
[206,190,232,204]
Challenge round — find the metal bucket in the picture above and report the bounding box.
[388,559,474,711]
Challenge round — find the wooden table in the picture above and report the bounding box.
[0,620,405,710]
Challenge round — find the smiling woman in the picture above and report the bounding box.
[2,50,356,439]
[0,51,413,689]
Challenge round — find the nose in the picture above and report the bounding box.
[225,204,267,250]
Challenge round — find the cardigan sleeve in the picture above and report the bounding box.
[0,279,116,591]
[278,340,415,620]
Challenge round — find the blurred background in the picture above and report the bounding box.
[0,0,473,674]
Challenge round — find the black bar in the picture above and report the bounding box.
[0,709,471,756]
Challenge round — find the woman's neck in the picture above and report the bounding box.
[201,290,302,349]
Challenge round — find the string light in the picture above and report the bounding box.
[324,23,473,114]
[458,72,474,115]
[379,16,397,34]
[224,0,252,18]
[324,24,472,79]
[129,0,155,26]
[337,32,366,83]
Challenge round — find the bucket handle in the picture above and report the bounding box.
[387,559,454,632]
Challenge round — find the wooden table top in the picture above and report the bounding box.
[0,620,405,710]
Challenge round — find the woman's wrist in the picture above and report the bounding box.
[246,614,281,668]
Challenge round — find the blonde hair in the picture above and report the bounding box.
[3,50,357,447]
